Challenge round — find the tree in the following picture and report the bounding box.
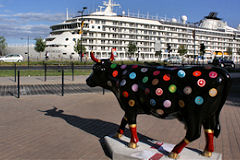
[155,50,162,60]
[127,42,137,59]
[34,38,46,60]
[74,39,86,61]
[226,47,233,57]
[177,44,187,56]
[0,36,7,56]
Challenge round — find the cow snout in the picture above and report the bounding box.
[86,76,96,87]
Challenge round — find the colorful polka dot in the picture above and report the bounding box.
[141,68,148,73]
[197,79,206,87]
[120,79,126,86]
[132,65,138,69]
[153,70,160,76]
[129,72,136,79]
[169,84,177,93]
[122,91,129,98]
[121,65,127,70]
[193,71,202,77]
[145,88,150,95]
[142,76,149,83]
[131,84,138,92]
[209,71,218,79]
[209,88,218,97]
[178,100,185,108]
[177,70,186,78]
[128,100,135,107]
[155,88,163,96]
[163,100,171,108]
[150,99,157,106]
[152,79,159,86]
[111,63,117,69]
[112,70,118,77]
[107,81,112,87]
[156,109,164,115]
[163,74,171,81]
[122,70,127,75]
[195,96,204,105]
[183,86,192,95]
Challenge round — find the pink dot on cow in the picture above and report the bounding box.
[209,71,218,79]
[155,88,163,96]
[163,100,171,108]
[132,65,138,69]
[153,70,160,76]
[131,84,138,92]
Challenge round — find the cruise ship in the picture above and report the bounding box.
[45,0,240,63]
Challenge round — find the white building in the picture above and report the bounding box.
[45,0,240,63]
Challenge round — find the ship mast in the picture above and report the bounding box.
[103,0,120,14]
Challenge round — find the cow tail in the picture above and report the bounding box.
[214,69,232,138]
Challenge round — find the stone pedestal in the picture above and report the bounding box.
[104,135,222,160]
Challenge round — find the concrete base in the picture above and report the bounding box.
[104,135,222,160]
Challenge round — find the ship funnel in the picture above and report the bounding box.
[181,15,187,24]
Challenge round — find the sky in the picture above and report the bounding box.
[0,0,239,45]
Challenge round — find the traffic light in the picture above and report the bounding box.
[200,43,205,54]
[167,43,172,53]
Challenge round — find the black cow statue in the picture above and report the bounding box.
[86,51,232,159]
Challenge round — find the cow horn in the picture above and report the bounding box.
[90,51,101,63]
[109,49,115,61]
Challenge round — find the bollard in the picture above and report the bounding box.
[72,62,74,81]
[14,63,17,82]
[17,70,20,98]
[62,69,64,96]
[44,63,47,81]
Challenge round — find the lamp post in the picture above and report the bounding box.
[78,7,87,62]
[21,36,30,68]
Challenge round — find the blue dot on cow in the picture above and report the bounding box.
[120,79,126,86]
[195,96,204,105]
[129,72,136,79]
[150,99,156,106]
[178,70,186,78]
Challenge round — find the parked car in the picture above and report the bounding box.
[212,57,235,69]
[0,54,24,62]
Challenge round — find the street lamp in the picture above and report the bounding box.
[20,36,30,68]
[78,7,87,62]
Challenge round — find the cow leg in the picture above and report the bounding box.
[115,115,128,138]
[169,117,201,159]
[126,112,139,149]
[202,117,215,157]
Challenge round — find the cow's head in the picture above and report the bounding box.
[86,51,114,88]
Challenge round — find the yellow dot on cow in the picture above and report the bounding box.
[209,88,218,97]
[128,100,135,107]
[156,109,164,115]
[178,100,185,108]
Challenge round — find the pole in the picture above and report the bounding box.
[28,36,30,68]
[72,62,74,81]
[44,63,47,81]
[14,63,17,82]
[62,69,64,96]
[17,70,20,98]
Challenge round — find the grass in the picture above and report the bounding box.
[0,69,92,77]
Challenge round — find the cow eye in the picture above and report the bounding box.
[101,68,105,71]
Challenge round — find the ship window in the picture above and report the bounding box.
[63,53,67,55]
[98,26,101,29]
[71,53,75,55]
[92,26,95,29]
[65,45,67,47]
[65,38,69,41]
[73,38,76,41]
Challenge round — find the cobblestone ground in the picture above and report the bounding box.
[0,93,240,160]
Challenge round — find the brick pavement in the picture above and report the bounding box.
[0,93,240,160]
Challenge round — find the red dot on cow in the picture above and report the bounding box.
[163,74,171,81]
[122,91,129,98]
[153,70,160,76]
[112,70,118,77]
[193,71,202,77]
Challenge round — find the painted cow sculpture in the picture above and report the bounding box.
[86,51,231,159]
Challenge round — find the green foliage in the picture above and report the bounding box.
[34,38,46,53]
[74,39,86,54]
[0,36,7,56]
[226,47,233,56]
[127,42,137,56]
[177,44,187,56]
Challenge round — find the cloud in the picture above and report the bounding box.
[13,12,66,22]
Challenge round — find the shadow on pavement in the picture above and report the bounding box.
[38,107,205,158]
